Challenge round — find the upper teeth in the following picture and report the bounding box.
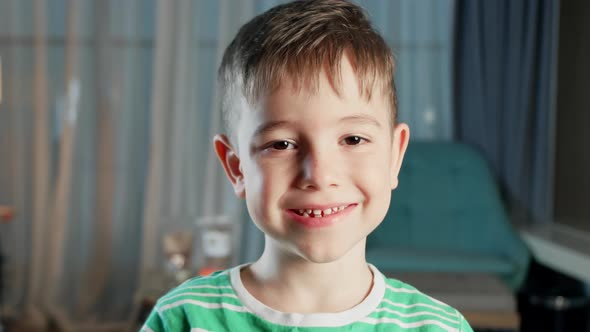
[296,205,348,217]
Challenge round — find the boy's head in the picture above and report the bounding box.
[214,0,409,263]
[218,0,398,141]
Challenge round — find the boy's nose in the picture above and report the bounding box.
[296,148,340,190]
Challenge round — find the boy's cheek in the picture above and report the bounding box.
[243,166,281,197]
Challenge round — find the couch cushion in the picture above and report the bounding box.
[366,142,531,290]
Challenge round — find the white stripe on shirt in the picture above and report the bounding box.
[158,298,250,314]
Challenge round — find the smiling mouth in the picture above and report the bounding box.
[290,204,353,218]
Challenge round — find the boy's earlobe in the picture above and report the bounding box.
[213,134,246,198]
[390,124,410,190]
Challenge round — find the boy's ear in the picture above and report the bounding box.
[213,134,246,198]
[389,123,410,190]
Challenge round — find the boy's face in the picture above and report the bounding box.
[215,56,409,263]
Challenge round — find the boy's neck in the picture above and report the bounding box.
[240,237,373,314]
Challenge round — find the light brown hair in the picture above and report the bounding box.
[218,0,397,136]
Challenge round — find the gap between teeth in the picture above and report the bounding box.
[297,205,347,217]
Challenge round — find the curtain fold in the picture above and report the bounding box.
[1,0,152,329]
[453,0,560,223]
[28,0,50,325]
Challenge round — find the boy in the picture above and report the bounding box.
[142,0,473,331]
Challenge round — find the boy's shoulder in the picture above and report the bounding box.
[378,274,473,332]
[154,268,238,312]
[142,268,246,332]
[382,275,456,310]
[158,268,235,301]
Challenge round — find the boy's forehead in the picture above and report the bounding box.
[253,56,382,110]
[243,76,389,128]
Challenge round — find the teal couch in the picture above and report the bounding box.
[367,142,530,290]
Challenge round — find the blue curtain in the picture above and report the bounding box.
[453,0,560,223]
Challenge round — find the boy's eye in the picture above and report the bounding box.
[342,136,364,145]
[269,141,295,150]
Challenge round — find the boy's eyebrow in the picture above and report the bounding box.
[253,120,290,137]
[253,115,382,137]
[339,115,382,128]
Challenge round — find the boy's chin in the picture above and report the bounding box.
[293,242,362,264]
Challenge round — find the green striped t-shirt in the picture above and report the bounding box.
[141,264,473,331]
